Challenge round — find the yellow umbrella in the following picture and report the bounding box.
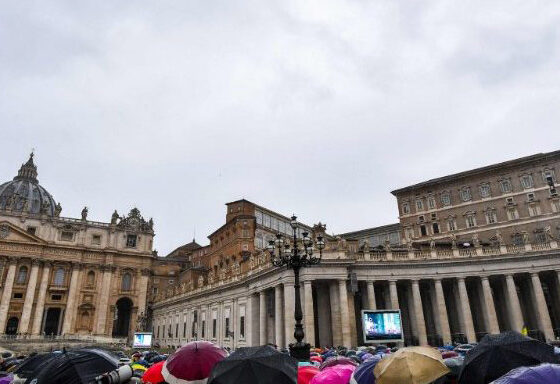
[374,346,449,384]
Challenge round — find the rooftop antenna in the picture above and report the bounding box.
[193,226,196,242]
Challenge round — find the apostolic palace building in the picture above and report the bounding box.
[1,150,560,350]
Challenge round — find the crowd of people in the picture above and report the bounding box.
[0,331,559,383]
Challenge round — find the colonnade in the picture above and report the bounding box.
[154,269,560,348]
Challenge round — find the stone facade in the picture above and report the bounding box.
[152,151,560,349]
[0,155,154,340]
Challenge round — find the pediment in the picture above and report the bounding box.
[0,221,48,244]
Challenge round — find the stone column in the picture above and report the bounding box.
[137,269,150,318]
[480,276,500,334]
[284,283,295,348]
[433,279,451,345]
[246,294,254,346]
[389,280,399,309]
[19,260,41,334]
[62,264,82,335]
[259,291,267,345]
[274,284,284,348]
[457,277,476,343]
[95,266,114,335]
[32,262,51,335]
[303,281,315,346]
[339,279,352,347]
[0,261,16,333]
[505,274,524,332]
[411,280,428,345]
[329,281,342,346]
[366,281,377,310]
[530,272,555,341]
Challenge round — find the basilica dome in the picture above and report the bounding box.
[0,153,58,216]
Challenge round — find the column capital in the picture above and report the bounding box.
[31,258,42,266]
[457,276,466,282]
[411,279,420,285]
[433,277,442,283]
[480,275,490,281]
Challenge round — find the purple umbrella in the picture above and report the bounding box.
[360,353,374,362]
[0,374,12,384]
[350,355,381,384]
[319,356,358,371]
[490,363,560,384]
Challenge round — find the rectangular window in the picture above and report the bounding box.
[212,319,217,338]
[175,323,179,338]
[405,227,415,239]
[126,234,137,248]
[527,193,535,202]
[432,223,440,234]
[402,202,410,214]
[225,317,230,338]
[486,211,497,224]
[263,215,271,228]
[26,226,36,235]
[447,219,456,231]
[92,235,101,245]
[466,215,476,228]
[420,225,427,237]
[157,326,160,338]
[51,294,62,301]
[427,197,436,210]
[61,231,74,241]
[528,204,541,217]
[255,211,263,225]
[183,322,187,338]
[480,184,491,198]
[13,292,23,299]
[441,192,451,206]
[520,175,534,189]
[500,180,512,194]
[460,187,472,202]
[240,316,245,338]
[202,320,206,338]
[507,208,519,220]
[416,200,424,211]
[535,232,547,243]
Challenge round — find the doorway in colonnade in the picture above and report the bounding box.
[43,308,61,335]
[5,317,18,335]
[112,297,133,337]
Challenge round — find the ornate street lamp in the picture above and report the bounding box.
[267,215,325,361]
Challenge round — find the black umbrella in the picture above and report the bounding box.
[458,331,557,384]
[24,348,118,384]
[208,345,297,384]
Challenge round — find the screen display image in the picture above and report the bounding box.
[133,332,153,348]
[361,310,403,343]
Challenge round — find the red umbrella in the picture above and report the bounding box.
[310,356,323,364]
[142,361,165,384]
[299,365,319,384]
[162,341,228,384]
[441,351,458,359]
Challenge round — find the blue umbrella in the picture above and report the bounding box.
[349,355,381,384]
[490,363,560,384]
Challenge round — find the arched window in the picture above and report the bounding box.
[87,271,95,287]
[53,268,65,286]
[121,272,132,291]
[17,266,28,284]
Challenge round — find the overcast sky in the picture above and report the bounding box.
[1,1,559,254]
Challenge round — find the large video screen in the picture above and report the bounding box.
[361,310,403,343]
[132,332,153,348]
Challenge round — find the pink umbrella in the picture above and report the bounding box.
[319,356,357,371]
[162,341,228,384]
[311,364,356,384]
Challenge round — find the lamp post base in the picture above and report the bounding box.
[289,341,311,362]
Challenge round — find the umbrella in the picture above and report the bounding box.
[374,346,449,384]
[458,332,557,384]
[22,348,118,384]
[490,363,560,384]
[444,356,464,377]
[142,361,165,384]
[350,355,381,384]
[208,345,297,384]
[319,356,358,371]
[0,374,13,384]
[346,350,357,357]
[163,341,227,384]
[299,365,320,384]
[360,353,374,361]
[311,365,356,384]
[441,351,458,359]
[310,356,323,364]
